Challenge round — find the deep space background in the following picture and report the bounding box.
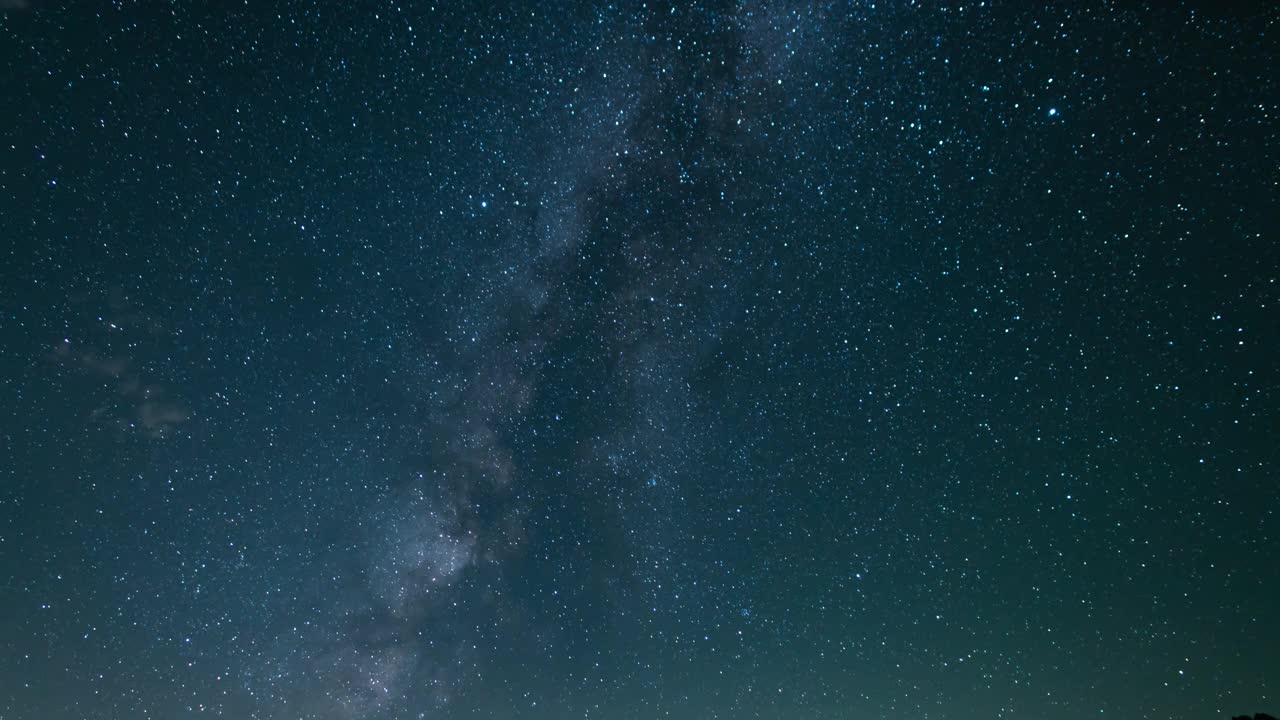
[1,2,1277,719]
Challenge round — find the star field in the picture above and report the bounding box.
[0,2,1276,719]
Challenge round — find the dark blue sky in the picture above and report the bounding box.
[1,2,1276,719]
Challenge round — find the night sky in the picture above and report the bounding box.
[1,2,1277,719]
